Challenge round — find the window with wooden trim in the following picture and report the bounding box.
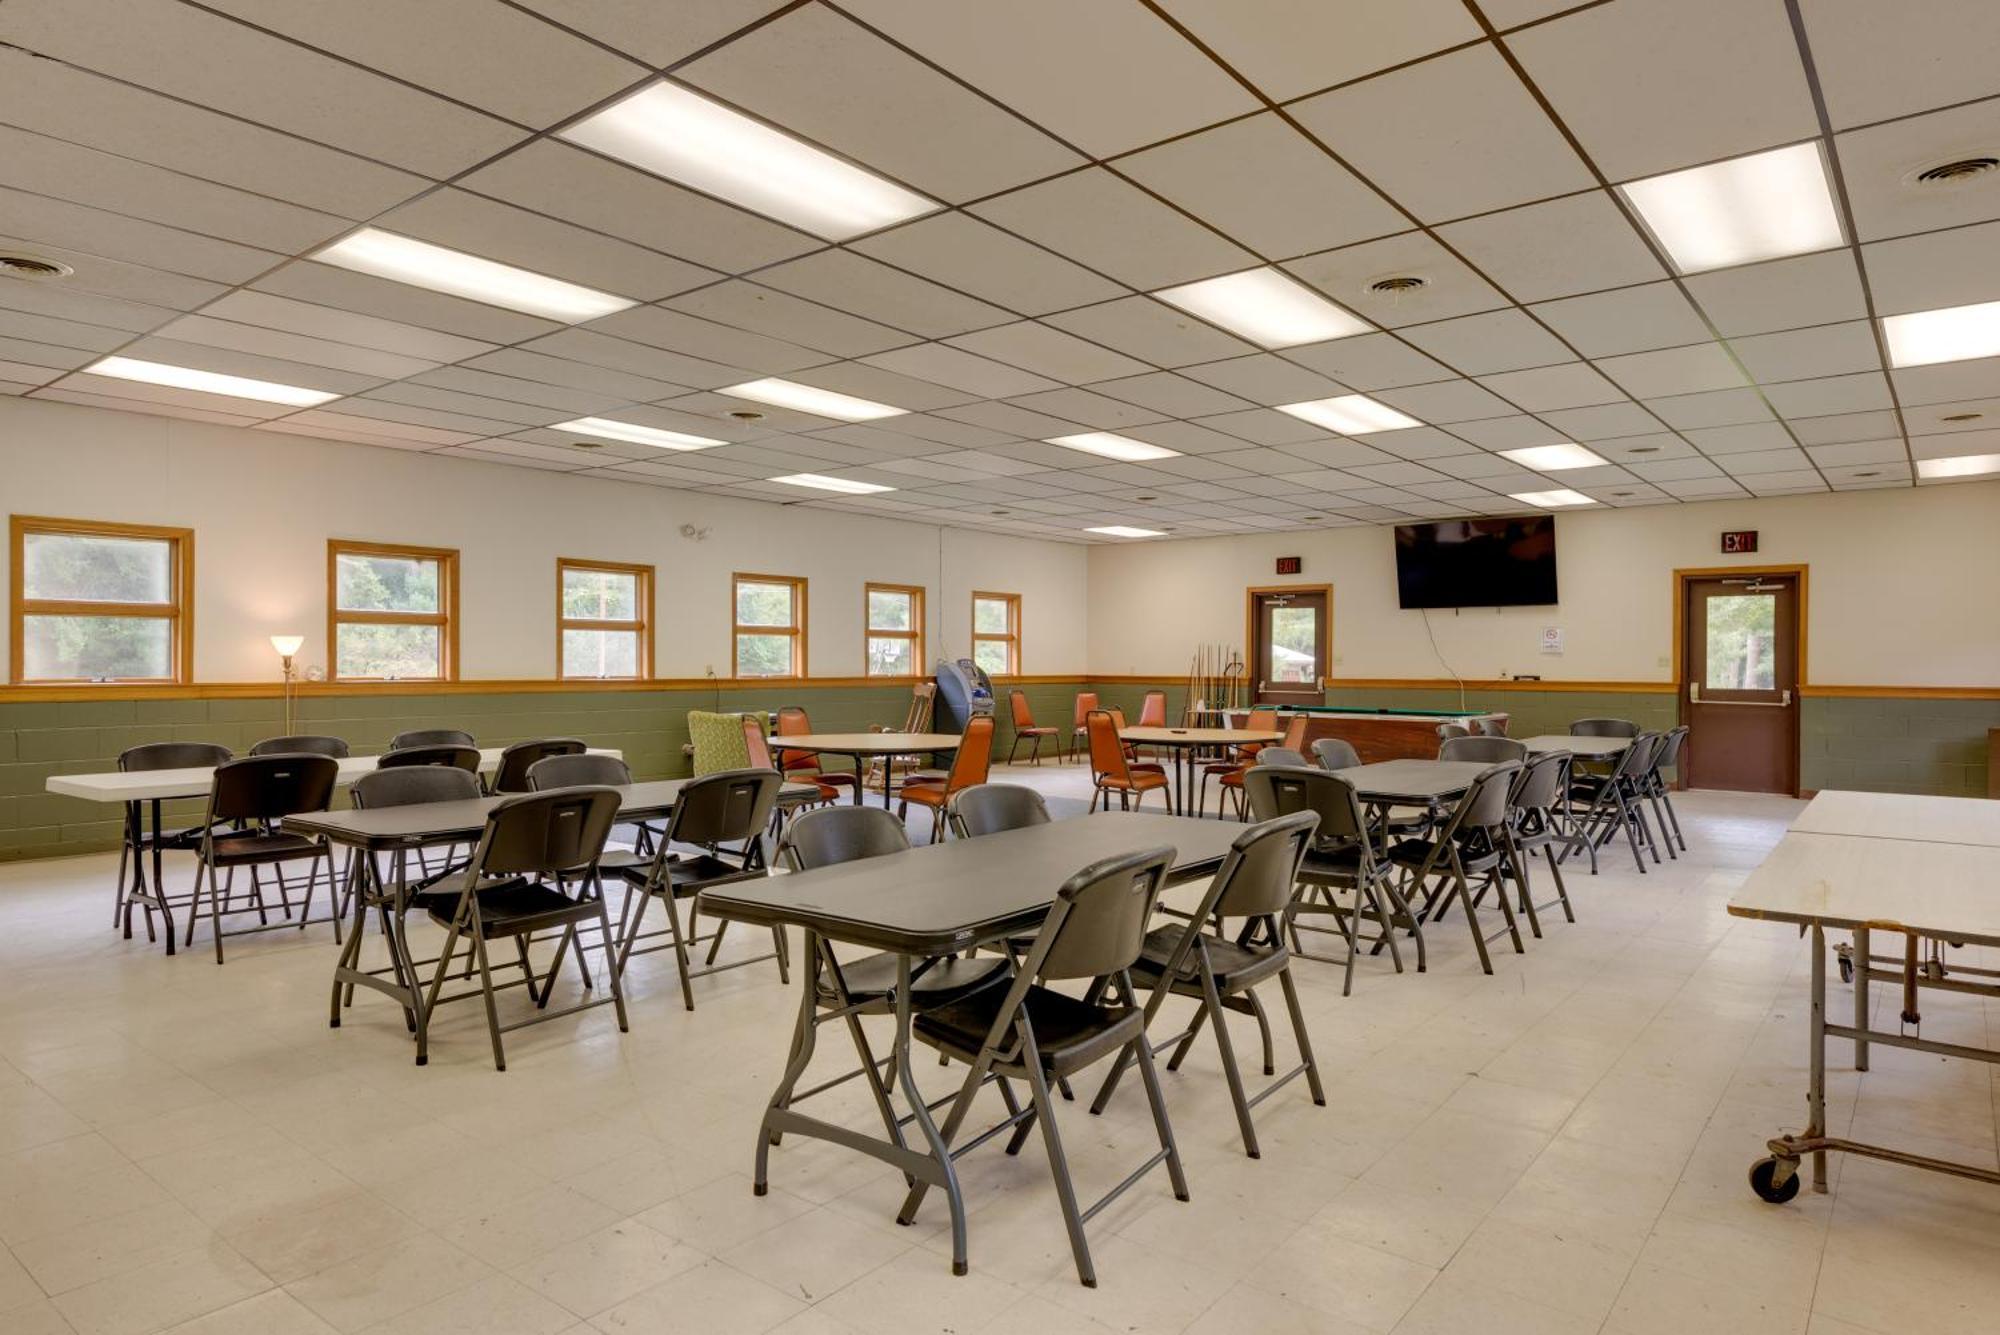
[864,582,924,677]
[734,573,806,678]
[11,515,193,684]
[971,591,1020,676]
[329,540,457,682]
[558,558,652,680]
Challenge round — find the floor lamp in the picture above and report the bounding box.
[271,635,304,736]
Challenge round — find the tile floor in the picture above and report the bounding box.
[2,764,1997,1335]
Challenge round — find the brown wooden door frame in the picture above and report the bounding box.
[1245,583,1332,706]
[1673,564,1808,796]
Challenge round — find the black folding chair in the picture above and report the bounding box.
[390,728,475,750]
[1565,732,1664,873]
[1508,750,1578,929]
[1644,725,1690,854]
[491,737,586,794]
[186,754,341,963]
[113,741,232,947]
[376,744,480,773]
[248,735,350,758]
[1438,735,1526,764]
[946,783,1051,839]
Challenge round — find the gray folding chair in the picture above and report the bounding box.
[1436,722,1471,742]
[1565,733,1664,874]
[1092,812,1325,1159]
[1438,735,1527,764]
[390,728,475,750]
[528,752,657,870]
[1570,718,1639,738]
[1644,726,1690,854]
[376,743,480,774]
[249,735,350,758]
[947,783,1050,839]
[1508,750,1577,929]
[900,846,1190,1288]
[187,754,342,964]
[1311,737,1360,770]
[1471,717,1508,737]
[1385,761,1528,975]
[114,741,233,945]
[491,737,586,794]
[1253,746,1308,767]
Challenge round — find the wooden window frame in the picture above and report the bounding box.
[733,572,808,679]
[557,557,653,680]
[863,582,925,679]
[328,539,459,683]
[10,515,195,685]
[970,590,1021,676]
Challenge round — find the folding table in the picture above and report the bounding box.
[1115,725,1283,816]
[1519,734,1630,758]
[772,732,960,808]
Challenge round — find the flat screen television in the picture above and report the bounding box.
[1394,516,1558,609]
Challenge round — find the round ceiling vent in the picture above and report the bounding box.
[1627,445,1662,454]
[1853,470,1882,478]
[1916,156,2000,185]
[0,254,73,280]
[990,508,1012,516]
[1940,411,1984,422]
[568,439,605,449]
[726,408,765,422]
[1368,275,1426,296]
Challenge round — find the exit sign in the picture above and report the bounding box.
[1275,555,1302,575]
[1721,530,1759,554]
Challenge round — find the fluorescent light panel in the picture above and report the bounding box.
[560,81,938,241]
[1498,443,1608,471]
[1046,432,1180,462]
[769,473,895,494]
[556,416,724,450]
[1619,142,1843,274]
[1276,393,1422,434]
[1152,267,1370,349]
[1916,453,2000,479]
[1883,300,2000,368]
[1086,525,1166,538]
[720,378,905,421]
[313,228,634,322]
[1508,489,1594,508]
[83,355,338,407]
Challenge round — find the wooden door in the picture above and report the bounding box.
[1680,572,1800,793]
[1248,586,1329,708]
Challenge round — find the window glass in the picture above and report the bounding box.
[1268,606,1319,684]
[1706,594,1776,690]
[868,588,912,631]
[972,597,1010,635]
[736,581,794,627]
[972,640,1009,676]
[563,628,639,678]
[736,633,793,677]
[22,532,172,604]
[336,622,440,680]
[22,615,171,680]
[868,636,914,676]
[562,567,639,621]
[336,552,440,613]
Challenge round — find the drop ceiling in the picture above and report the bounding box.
[1,0,1997,542]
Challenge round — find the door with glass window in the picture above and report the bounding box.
[1681,572,1799,793]
[1248,586,1329,708]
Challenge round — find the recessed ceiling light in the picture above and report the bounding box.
[559,81,939,241]
[1882,300,2000,368]
[1151,267,1369,349]
[1046,431,1180,462]
[1508,488,1594,508]
[719,378,905,422]
[1276,393,1422,434]
[313,228,634,322]
[1498,442,1609,471]
[1619,142,1843,274]
[1085,525,1168,538]
[83,355,338,407]
[557,416,724,450]
[769,473,896,494]
[1916,453,2000,479]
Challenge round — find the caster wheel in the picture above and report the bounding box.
[1749,1157,1801,1204]
[1837,955,1853,984]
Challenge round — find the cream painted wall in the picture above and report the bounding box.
[1086,482,2000,688]
[0,397,1089,680]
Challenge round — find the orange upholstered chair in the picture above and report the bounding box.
[1279,714,1309,752]
[1006,689,1060,766]
[1086,710,1168,812]
[1198,707,1278,818]
[899,715,996,842]
[1136,690,1167,727]
[775,706,858,796]
[1107,707,1166,776]
[1068,691,1099,763]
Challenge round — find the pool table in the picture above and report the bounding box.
[1227,705,1507,763]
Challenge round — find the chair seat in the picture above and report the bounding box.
[1100,770,1168,793]
[424,877,595,936]
[900,781,950,810]
[1017,726,1059,737]
[208,830,324,866]
[615,851,761,898]
[1298,844,1367,884]
[1131,925,1287,993]
[915,983,1143,1077]
[789,767,858,790]
[821,952,1008,1006]
[1387,835,1505,875]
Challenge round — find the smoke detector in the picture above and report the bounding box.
[0,254,73,280]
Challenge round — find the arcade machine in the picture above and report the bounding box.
[933,657,996,733]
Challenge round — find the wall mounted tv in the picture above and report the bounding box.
[1393,516,1559,609]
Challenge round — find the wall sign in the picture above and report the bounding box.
[1274,555,1302,575]
[1539,626,1564,655]
[1721,530,1759,554]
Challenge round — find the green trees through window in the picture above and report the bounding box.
[331,543,453,680]
[735,575,803,677]
[13,520,188,682]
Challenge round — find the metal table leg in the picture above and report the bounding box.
[1851,924,1869,1071]
[1809,921,1827,1192]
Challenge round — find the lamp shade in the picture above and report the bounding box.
[270,634,305,658]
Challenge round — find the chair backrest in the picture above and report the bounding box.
[1136,690,1167,727]
[390,728,474,751]
[1654,725,1689,771]
[948,783,1050,838]
[1009,688,1036,730]
[492,737,586,793]
[1437,722,1471,741]
[1570,717,1639,738]
[1279,714,1309,751]
[528,752,632,790]
[688,710,753,776]
[1311,737,1360,770]
[1439,735,1527,764]
[782,804,910,870]
[665,768,782,848]
[1243,765,1371,846]
[120,741,231,772]
[1509,749,1569,813]
[1202,811,1319,920]
[1085,710,1133,782]
[774,706,818,772]
[741,715,774,770]
[1471,716,1508,737]
[469,787,619,878]
[1072,691,1099,727]
[1437,760,1521,838]
[375,743,480,773]
[901,683,936,732]
[940,715,996,793]
[1026,845,1174,982]
[249,734,350,758]
[208,753,339,823]
[352,765,481,809]
[1107,705,1129,729]
[1254,746,1308,767]
[1616,731,1665,780]
[1245,707,1278,732]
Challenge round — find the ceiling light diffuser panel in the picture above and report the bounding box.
[769,473,895,494]
[1619,142,1843,274]
[718,379,906,421]
[1883,300,2000,368]
[1085,525,1167,538]
[84,356,339,407]
[1915,453,2000,479]
[560,81,939,241]
[1276,394,1422,434]
[1508,488,1595,507]
[556,417,724,450]
[1498,443,1608,471]
[313,228,635,322]
[1152,267,1371,348]
[1046,432,1181,462]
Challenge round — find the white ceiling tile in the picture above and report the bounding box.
[1683,250,1869,337]
[1836,103,2000,242]
[1862,218,2000,316]
[1806,438,1909,466]
[1002,388,1166,430]
[1717,447,1815,475]
[1361,426,1480,461]
[152,314,438,380]
[117,335,381,395]
[414,367,622,415]
[201,291,497,364]
[1121,420,1267,456]
[1284,232,1506,328]
[935,400,1087,440]
[0,337,101,372]
[1657,475,1748,499]
[1282,334,1452,390]
[1180,355,1346,406]
[1589,433,1699,462]
[1904,397,2000,435]
[753,251,1009,340]
[510,0,788,64]
[665,282,913,359]
[1733,322,1883,384]
[37,383,267,426]
[523,329,733,389]
[837,0,1259,156]
[1644,387,1776,429]
[1909,425,2000,459]
[1273,439,1399,470]
[1743,471,1827,494]
[1594,343,1747,398]
[1373,377,1516,423]
[0,310,132,355]
[1289,46,1592,223]
[679,5,1081,202]
[1538,401,1671,440]
[0,235,225,312]
[1529,282,1713,357]
[0,187,277,286]
[1475,362,1624,411]
[858,342,1056,404]
[1681,421,1798,455]
[1891,357,2000,406]
[1629,455,1726,482]
[278,409,475,446]
[1437,190,1667,302]
[1045,297,1256,369]
[1447,415,1565,449]
[1156,0,1479,100]
[1819,460,1911,485]
[1080,372,1252,419]
[367,383,563,427]
[945,322,1150,385]
[1787,410,1902,444]
[1764,371,1894,417]
[587,305,831,374]
[347,391,531,435]
[1399,310,1574,375]
[253,262,559,345]
[0,282,174,336]
[1193,410,1330,447]
[854,212,1124,316]
[1801,0,2000,129]
[971,169,1254,290]
[1508,0,1819,180]
[1116,112,1409,260]
[774,361,981,413]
